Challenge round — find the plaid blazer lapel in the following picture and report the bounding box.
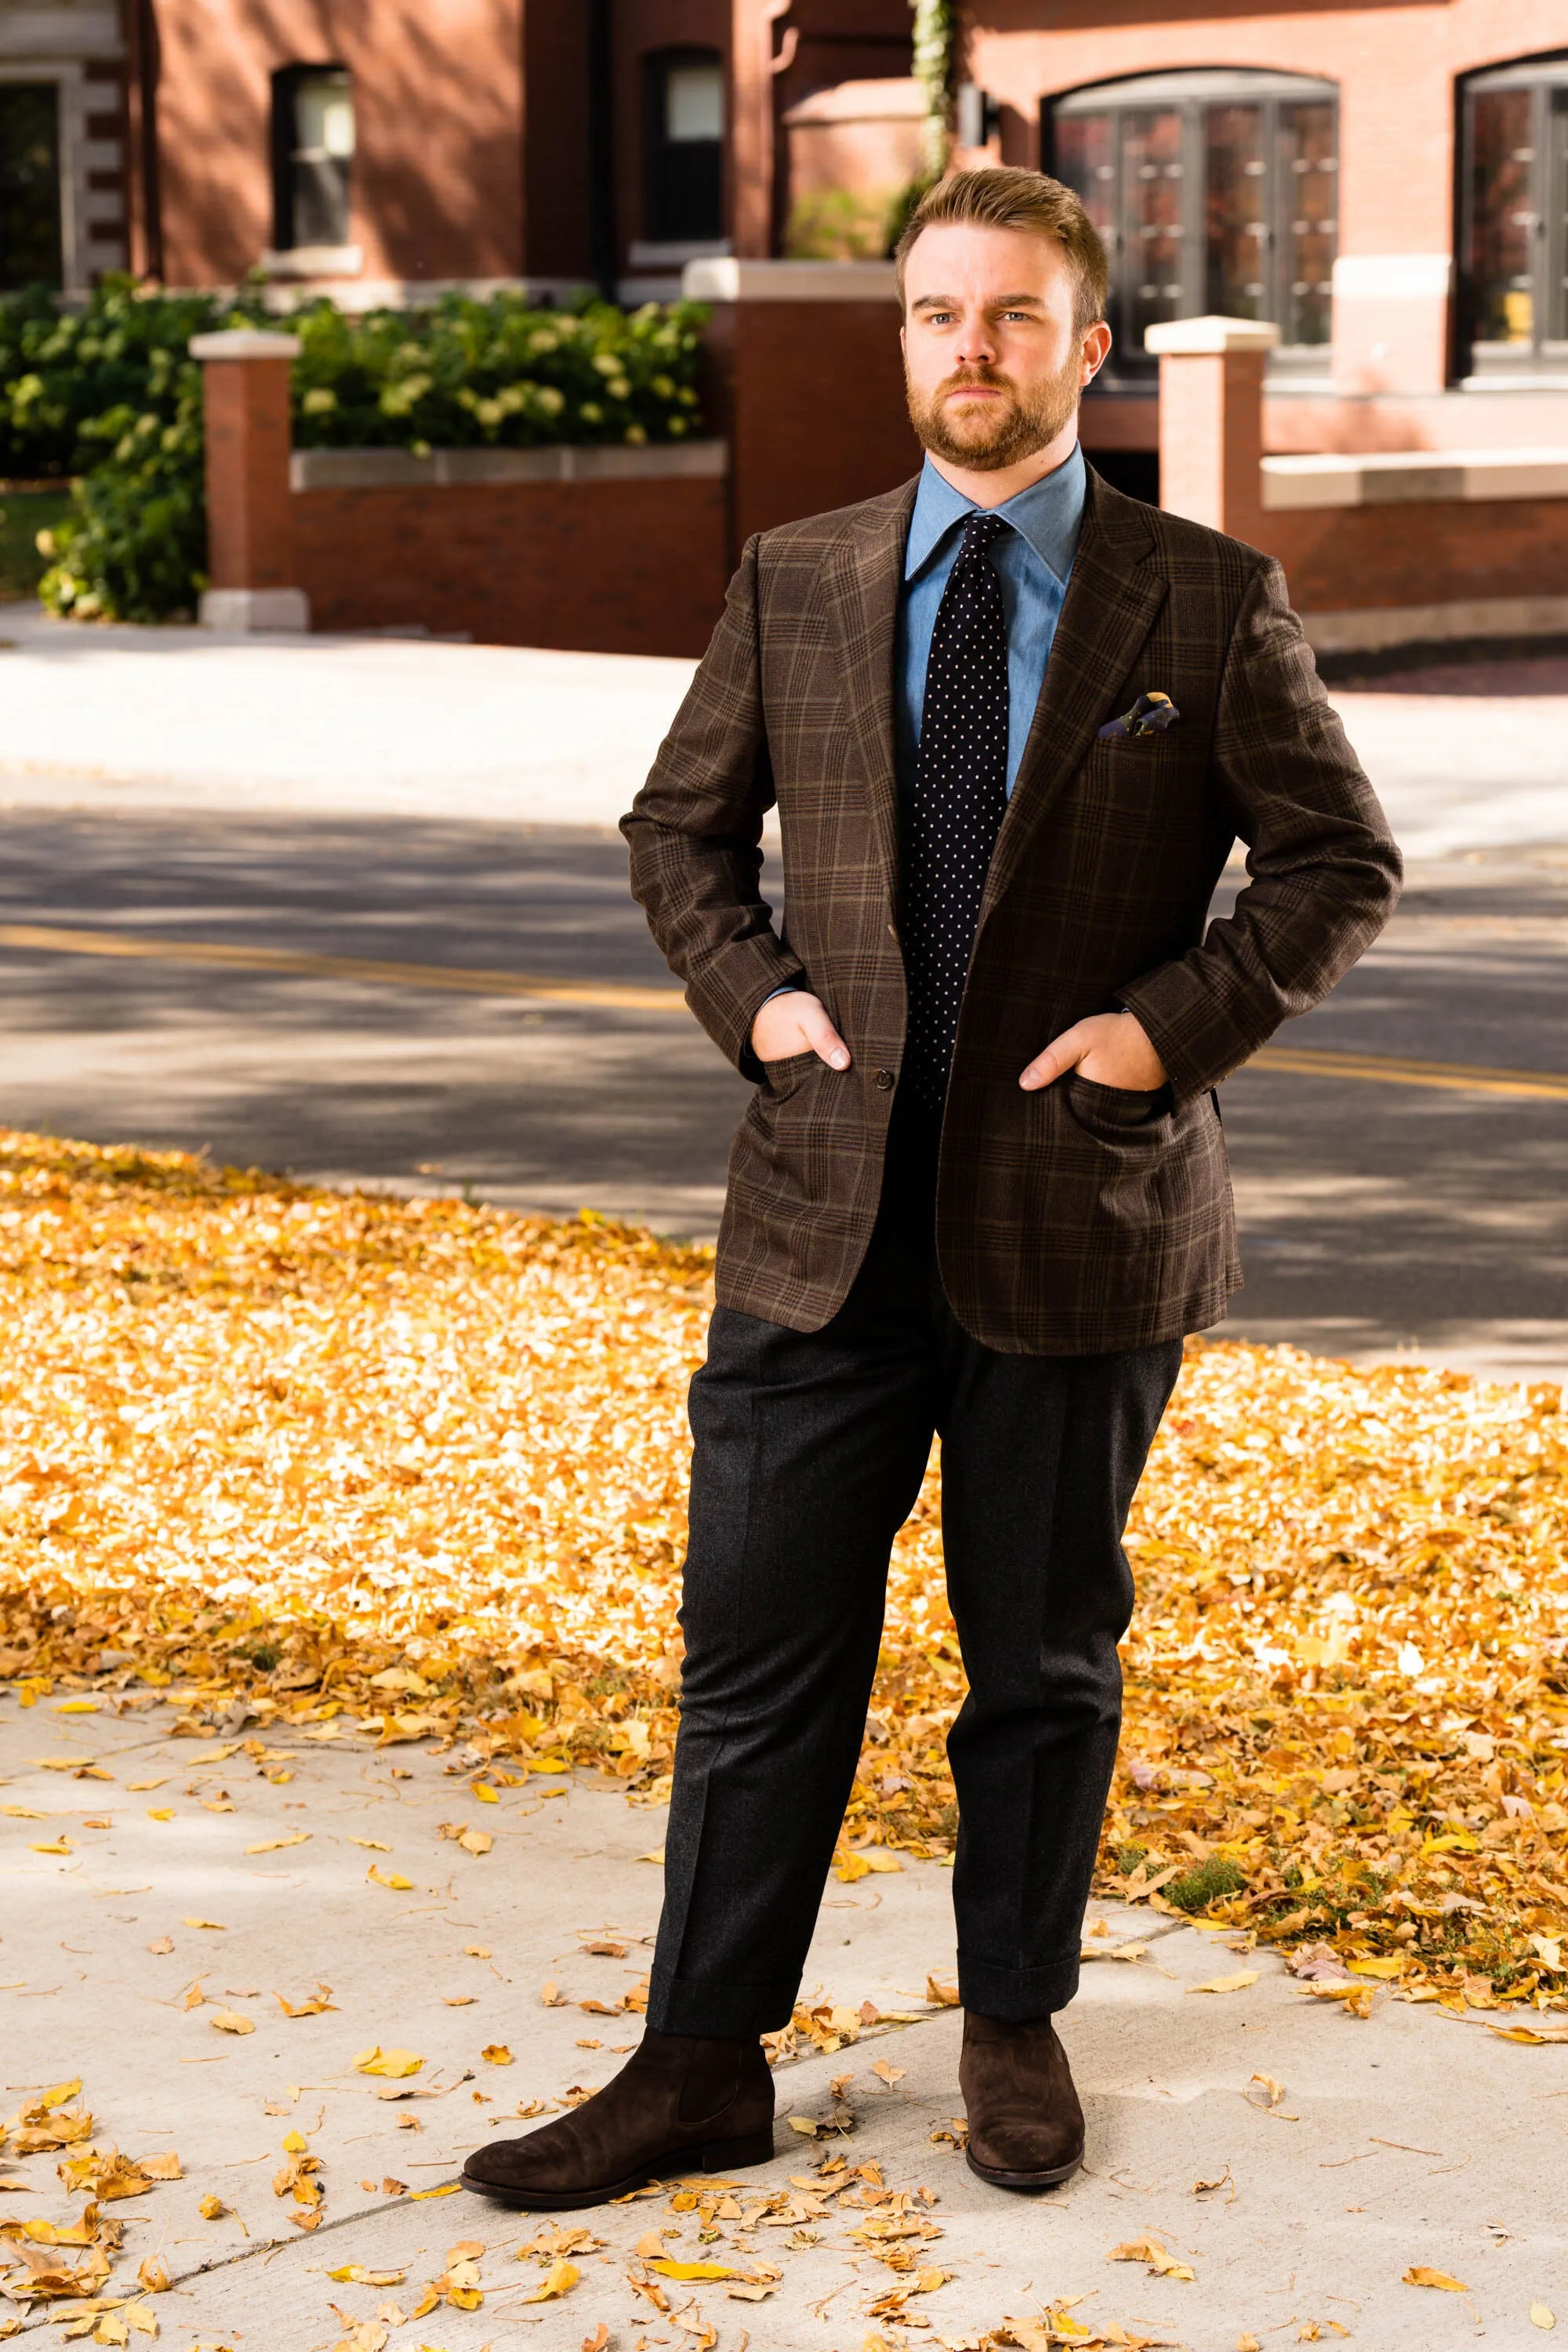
[980,470,1168,924]
[826,477,920,901]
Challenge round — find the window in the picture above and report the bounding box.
[272,65,354,252]
[1048,70,1338,373]
[646,49,724,243]
[1461,57,1568,374]
[0,82,64,290]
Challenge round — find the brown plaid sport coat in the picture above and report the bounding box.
[623,466,1400,1354]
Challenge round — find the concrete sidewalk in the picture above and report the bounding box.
[2,601,1568,855]
[2,1693,1563,2349]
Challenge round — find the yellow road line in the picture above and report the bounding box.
[0,923,688,1013]
[2,922,1565,1102]
[1252,1045,1568,1102]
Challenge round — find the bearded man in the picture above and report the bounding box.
[463,166,1399,2209]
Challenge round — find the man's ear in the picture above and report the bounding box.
[1080,320,1112,387]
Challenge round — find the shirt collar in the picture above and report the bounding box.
[904,443,1087,587]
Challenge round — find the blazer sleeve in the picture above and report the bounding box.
[1116,555,1403,1103]
[621,532,807,1076]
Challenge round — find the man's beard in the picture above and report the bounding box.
[906,350,1083,472]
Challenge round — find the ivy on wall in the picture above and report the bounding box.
[911,0,958,183]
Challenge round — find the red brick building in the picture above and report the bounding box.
[6,0,1568,568]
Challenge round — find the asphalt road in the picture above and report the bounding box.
[0,803,1564,1382]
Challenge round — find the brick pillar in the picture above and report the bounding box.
[188,328,310,631]
[1145,315,1279,544]
[684,256,914,557]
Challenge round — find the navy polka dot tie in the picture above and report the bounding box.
[903,509,1011,1111]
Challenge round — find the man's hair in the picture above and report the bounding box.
[894,167,1109,336]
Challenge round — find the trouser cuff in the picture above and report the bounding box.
[956,1949,1080,2020]
[647,1962,800,2039]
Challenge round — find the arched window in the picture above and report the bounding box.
[1460,56,1568,376]
[271,64,354,253]
[1047,69,1338,372]
[645,48,724,244]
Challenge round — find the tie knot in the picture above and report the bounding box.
[960,510,1010,557]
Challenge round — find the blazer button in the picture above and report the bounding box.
[874,1069,895,1091]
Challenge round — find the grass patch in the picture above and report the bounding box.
[1165,1855,1249,1912]
[0,485,72,602]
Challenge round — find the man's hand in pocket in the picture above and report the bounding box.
[1019,1011,1166,1092]
[751,990,851,1070]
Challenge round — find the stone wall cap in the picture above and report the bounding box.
[782,77,924,126]
[190,329,303,361]
[683,257,898,303]
[1144,315,1281,355]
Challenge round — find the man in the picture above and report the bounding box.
[463,167,1399,2211]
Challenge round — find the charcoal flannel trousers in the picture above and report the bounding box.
[647,1105,1183,2038]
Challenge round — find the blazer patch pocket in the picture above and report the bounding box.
[761,1048,822,1100]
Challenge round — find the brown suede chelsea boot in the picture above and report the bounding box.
[959,2009,1084,2190]
[459,2029,775,2209]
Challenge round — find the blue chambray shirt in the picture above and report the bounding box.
[895,444,1087,800]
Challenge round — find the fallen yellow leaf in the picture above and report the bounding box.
[408,2181,461,2201]
[182,1918,227,1930]
[456,1828,492,1857]
[274,1984,336,2017]
[211,2009,256,2034]
[198,2194,226,2219]
[1188,1969,1260,1995]
[147,1808,175,1822]
[1530,2305,1555,2331]
[1109,2234,1196,2281]
[1404,2267,1468,2291]
[27,1837,71,1854]
[648,2259,738,2281]
[522,2258,580,2301]
[245,1832,310,1854]
[368,1864,414,1891]
[354,2046,424,2078]
[350,1837,392,1851]
[473,1781,499,1803]
[481,2043,514,2065]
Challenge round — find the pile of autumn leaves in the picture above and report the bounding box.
[1,1131,1565,2005]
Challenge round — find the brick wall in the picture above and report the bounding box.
[1261,499,1568,626]
[148,0,527,289]
[291,469,728,656]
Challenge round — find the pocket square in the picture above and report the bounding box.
[1098,690,1179,739]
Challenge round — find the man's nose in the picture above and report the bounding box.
[953,316,998,365]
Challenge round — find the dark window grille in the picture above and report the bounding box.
[0,82,64,289]
[645,48,724,242]
[1460,56,1568,376]
[272,64,354,252]
[1047,70,1338,376]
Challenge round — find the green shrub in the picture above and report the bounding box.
[0,277,255,480]
[2,279,707,623]
[288,291,706,452]
[785,183,934,261]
